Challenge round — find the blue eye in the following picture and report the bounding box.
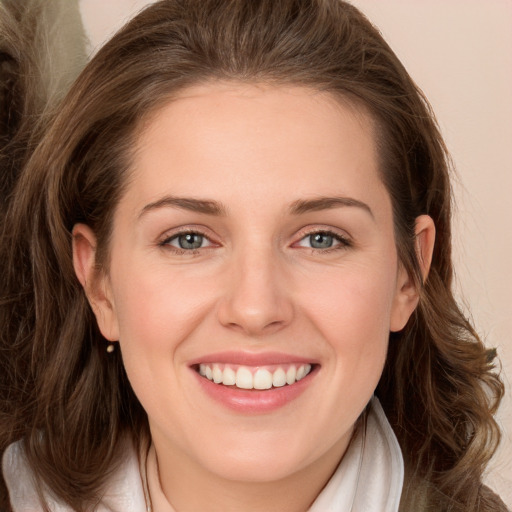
[309,232,335,249]
[296,231,349,250]
[165,232,210,250]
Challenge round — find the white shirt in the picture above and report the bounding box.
[3,397,403,511]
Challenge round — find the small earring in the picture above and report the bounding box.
[106,343,116,353]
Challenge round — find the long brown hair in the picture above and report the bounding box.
[0,1,505,510]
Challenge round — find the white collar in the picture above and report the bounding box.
[309,396,404,511]
[3,397,403,512]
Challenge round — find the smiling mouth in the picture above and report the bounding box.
[196,363,314,390]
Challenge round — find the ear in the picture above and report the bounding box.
[72,223,119,341]
[390,215,436,332]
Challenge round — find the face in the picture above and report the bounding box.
[74,83,423,490]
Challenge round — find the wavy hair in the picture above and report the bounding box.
[0,1,505,510]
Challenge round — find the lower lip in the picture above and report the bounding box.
[193,367,317,414]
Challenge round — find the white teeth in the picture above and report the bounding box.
[198,363,313,390]
[236,367,253,389]
[253,369,273,390]
[222,366,236,386]
[286,366,296,385]
[297,364,311,381]
[212,364,223,384]
[272,368,286,387]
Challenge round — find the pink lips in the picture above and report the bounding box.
[189,351,316,367]
[190,351,318,413]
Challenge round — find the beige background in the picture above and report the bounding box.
[79,0,512,506]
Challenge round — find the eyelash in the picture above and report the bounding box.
[159,229,215,255]
[159,228,352,255]
[295,229,352,253]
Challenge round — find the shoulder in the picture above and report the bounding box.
[479,485,510,512]
[402,478,510,512]
[2,439,147,512]
[2,441,48,512]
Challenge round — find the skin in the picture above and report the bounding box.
[73,83,435,512]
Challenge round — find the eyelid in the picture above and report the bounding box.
[158,225,219,248]
[156,224,352,252]
[167,233,213,250]
[291,225,352,249]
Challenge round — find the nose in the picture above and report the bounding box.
[216,245,294,337]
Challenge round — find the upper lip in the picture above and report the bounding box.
[188,351,319,367]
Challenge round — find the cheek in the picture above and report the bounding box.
[296,261,397,387]
[281,265,396,455]
[107,259,216,417]
[301,263,397,342]
[110,260,211,355]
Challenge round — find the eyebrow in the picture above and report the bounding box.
[139,196,227,218]
[289,196,374,219]
[138,194,374,220]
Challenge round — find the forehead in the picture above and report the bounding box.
[136,81,376,156]
[126,82,384,214]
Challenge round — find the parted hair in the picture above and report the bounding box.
[0,1,505,510]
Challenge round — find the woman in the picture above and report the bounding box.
[0,0,506,510]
